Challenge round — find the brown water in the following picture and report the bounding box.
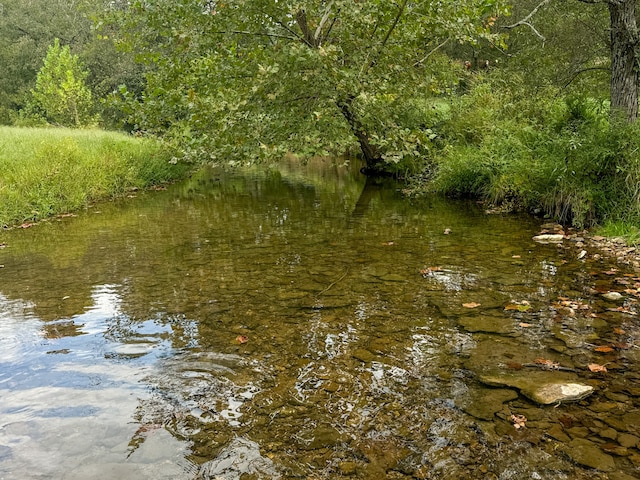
[0,160,639,479]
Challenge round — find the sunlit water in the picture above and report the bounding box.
[0,160,639,479]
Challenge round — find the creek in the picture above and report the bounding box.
[0,159,639,479]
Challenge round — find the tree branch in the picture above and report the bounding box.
[212,30,298,41]
[364,0,409,73]
[413,38,449,66]
[314,1,334,45]
[503,0,552,41]
[561,66,610,90]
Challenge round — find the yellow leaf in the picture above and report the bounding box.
[588,363,607,373]
[462,302,481,309]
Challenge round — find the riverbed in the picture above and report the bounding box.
[0,160,638,479]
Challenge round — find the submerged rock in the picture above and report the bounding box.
[602,291,624,301]
[479,372,594,405]
[458,315,514,334]
[462,387,519,420]
[560,438,616,472]
[531,383,594,405]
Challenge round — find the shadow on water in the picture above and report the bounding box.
[0,158,639,479]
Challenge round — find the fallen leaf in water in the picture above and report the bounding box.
[511,414,527,429]
[420,266,442,277]
[613,327,626,335]
[443,228,451,235]
[382,241,394,246]
[462,302,481,309]
[236,335,248,344]
[614,342,631,350]
[588,363,608,373]
[518,322,533,328]
[512,255,521,259]
[577,250,587,260]
[505,303,532,312]
[594,346,614,353]
[534,358,561,369]
[506,362,523,370]
[558,415,574,429]
[19,223,34,229]
[603,268,618,275]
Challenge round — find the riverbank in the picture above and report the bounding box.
[0,126,190,228]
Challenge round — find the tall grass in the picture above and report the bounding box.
[419,74,640,229]
[0,127,189,227]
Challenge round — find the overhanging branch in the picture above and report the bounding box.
[502,0,551,41]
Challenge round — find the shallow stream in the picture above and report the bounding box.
[0,160,639,479]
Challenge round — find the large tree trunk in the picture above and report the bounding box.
[609,0,639,122]
[336,96,384,174]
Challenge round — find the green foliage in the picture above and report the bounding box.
[595,221,640,245]
[25,39,97,127]
[425,73,640,228]
[0,126,188,227]
[108,0,509,170]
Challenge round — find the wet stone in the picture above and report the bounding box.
[567,426,591,439]
[478,372,594,405]
[601,444,630,456]
[352,348,375,363]
[618,433,640,448]
[623,412,640,434]
[606,391,630,403]
[533,234,564,243]
[589,401,620,413]
[560,438,616,472]
[546,424,571,443]
[610,473,640,480]
[462,388,519,421]
[599,428,618,441]
[458,315,514,334]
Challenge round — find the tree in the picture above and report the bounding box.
[111,0,509,173]
[0,0,94,123]
[607,0,638,121]
[28,38,95,127]
[505,0,639,122]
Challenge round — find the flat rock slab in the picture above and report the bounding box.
[560,438,616,472]
[458,315,514,334]
[533,234,564,243]
[479,372,594,405]
[461,387,519,420]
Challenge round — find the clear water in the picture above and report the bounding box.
[0,159,638,479]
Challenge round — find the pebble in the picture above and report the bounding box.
[602,291,624,301]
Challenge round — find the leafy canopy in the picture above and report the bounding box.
[27,38,96,127]
[113,0,509,168]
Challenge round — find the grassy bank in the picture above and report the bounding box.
[411,74,640,237]
[0,127,189,227]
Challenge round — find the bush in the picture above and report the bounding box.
[421,74,640,228]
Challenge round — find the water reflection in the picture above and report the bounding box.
[0,160,638,479]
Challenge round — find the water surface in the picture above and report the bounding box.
[0,160,639,479]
